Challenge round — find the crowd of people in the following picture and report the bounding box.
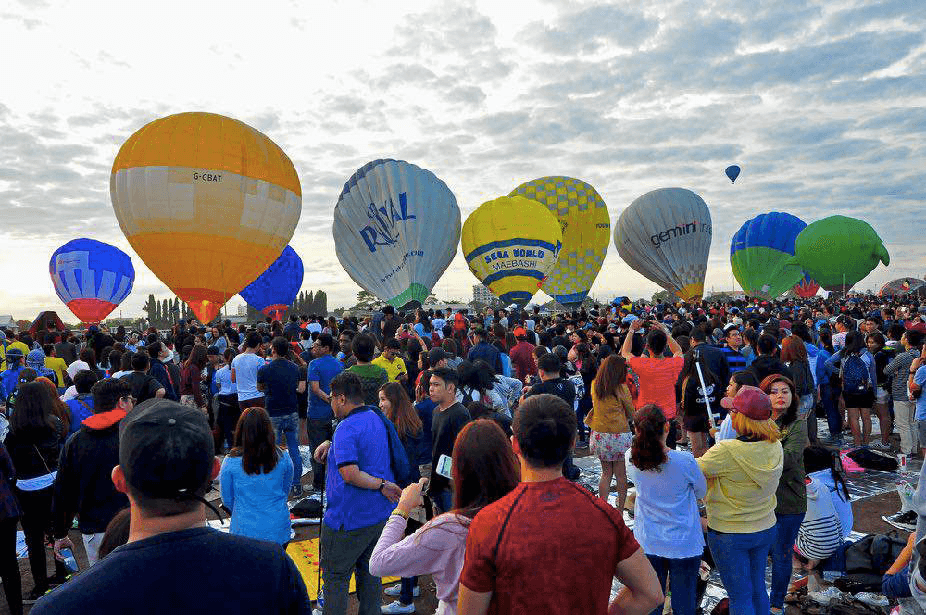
[0,297,923,614]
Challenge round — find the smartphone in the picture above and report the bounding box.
[435,454,453,479]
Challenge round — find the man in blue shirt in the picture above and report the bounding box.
[257,337,306,496]
[313,372,401,615]
[466,328,502,374]
[718,324,749,374]
[306,333,343,492]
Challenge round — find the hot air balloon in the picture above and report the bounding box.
[49,238,135,324]
[110,112,301,323]
[730,212,808,299]
[879,278,926,297]
[615,188,712,300]
[239,245,304,322]
[509,177,610,306]
[461,196,562,306]
[793,274,820,298]
[725,165,741,183]
[782,215,889,293]
[332,159,460,309]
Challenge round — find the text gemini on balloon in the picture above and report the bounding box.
[649,220,712,247]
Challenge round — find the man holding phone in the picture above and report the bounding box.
[428,368,471,514]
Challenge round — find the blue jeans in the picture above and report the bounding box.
[770,512,805,609]
[270,412,302,486]
[822,385,841,436]
[645,554,701,615]
[707,526,775,615]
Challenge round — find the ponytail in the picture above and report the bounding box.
[629,404,668,472]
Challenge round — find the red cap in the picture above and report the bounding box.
[720,386,772,421]
[513,327,527,336]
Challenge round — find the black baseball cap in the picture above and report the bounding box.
[119,399,215,500]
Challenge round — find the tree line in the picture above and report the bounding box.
[142,290,328,328]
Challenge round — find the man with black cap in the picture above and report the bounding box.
[34,398,310,614]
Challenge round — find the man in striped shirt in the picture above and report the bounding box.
[718,324,748,375]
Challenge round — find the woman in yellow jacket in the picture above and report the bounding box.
[585,355,635,508]
[697,386,783,615]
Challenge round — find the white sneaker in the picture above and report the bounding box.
[381,600,416,614]
[870,440,891,451]
[384,584,420,597]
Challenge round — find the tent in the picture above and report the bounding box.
[28,311,66,336]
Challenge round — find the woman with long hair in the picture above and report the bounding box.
[378,382,426,610]
[781,335,817,442]
[214,348,240,453]
[35,377,70,435]
[825,330,876,447]
[179,345,208,411]
[866,331,893,451]
[5,382,68,601]
[626,404,706,615]
[219,407,293,545]
[370,420,519,615]
[760,374,807,615]
[585,355,635,508]
[676,350,720,457]
[697,386,783,615]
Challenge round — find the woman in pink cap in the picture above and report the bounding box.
[697,386,783,615]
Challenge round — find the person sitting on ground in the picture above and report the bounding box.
[370,420,519,615]
[457,393,663,615]
[34,398,311,614]
[219,407,293,545]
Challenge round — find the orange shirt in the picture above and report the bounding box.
[627,356,684,418]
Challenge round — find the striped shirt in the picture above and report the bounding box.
[718,344,748,374]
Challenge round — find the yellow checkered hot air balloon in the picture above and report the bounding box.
[461,196,562,306]
[510,177,610,307]
[110,112,302,323]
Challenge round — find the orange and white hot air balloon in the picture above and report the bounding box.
[110,112,302,322]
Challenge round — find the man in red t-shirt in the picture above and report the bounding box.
[508,327,537,383]
[458,394,662,615]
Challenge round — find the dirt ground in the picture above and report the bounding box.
[9,446,915,615]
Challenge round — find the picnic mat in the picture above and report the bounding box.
[285,538,398,601]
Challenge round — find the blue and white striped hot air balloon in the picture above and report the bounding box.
[49,238,135,323]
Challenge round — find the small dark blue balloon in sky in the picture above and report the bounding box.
[725,165,741,183]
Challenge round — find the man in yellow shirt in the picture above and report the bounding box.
[2,333,30,371]
[371,338,407,384]
[43,344,69,389]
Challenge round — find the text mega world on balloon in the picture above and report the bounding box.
[110,112,302,323]
[509,176,610,307]
[49,238,135,323]
[615,187,712,301]
[332,159,460,309]
[461,196,562,306]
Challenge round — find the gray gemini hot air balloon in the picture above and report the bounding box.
[332,159,461,309]
[615,188,713,300]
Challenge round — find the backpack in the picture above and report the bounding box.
[846,447,897,472]
[453,313,467,333]
[840,353,871,395]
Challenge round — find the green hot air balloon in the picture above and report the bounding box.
[783,215,889,293]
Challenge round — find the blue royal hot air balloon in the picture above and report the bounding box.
[49,238,135,324]
[239,245,304,321]
[730,212,808,299]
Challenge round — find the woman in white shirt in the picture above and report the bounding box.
[626,403,707,615]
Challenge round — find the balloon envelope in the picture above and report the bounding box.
[333,159,460,309]
[730,212,808,299]
[50,238,135,323]
[461,196,562,306]
[239,245,304,321]
[110,112,302,323]
[509,177,610,306]
[784,215,890,293]
[725,165,741,183]
[615,188,712,300]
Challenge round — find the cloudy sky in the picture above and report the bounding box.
[1,0,924,320]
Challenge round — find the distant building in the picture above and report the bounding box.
[472,284,495,305]
[236,304,248,316]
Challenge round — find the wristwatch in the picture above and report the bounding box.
[378,478,386,492]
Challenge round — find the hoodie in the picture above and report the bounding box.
[52,408,129,537]
[697,438,783,533]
